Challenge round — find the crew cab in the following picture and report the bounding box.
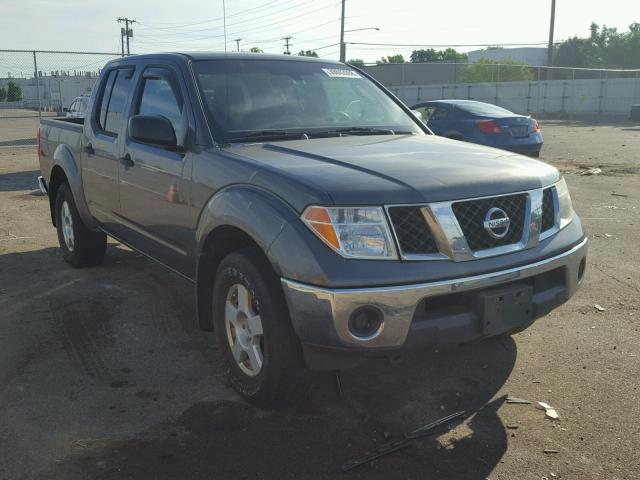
[37,53,587,407]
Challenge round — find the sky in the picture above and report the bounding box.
[1,0,639,63]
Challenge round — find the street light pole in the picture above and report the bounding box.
[547,0,556,78]
[339,0,346,62]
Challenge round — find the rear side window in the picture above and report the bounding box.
[104,71,133,134]
[136,76,183,133]
[95,68,134,135]
[96,70,117,130]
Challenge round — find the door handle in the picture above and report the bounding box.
[119,154,134,168]
[83,143,94,155]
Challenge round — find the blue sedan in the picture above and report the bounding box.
[411,99,543,157]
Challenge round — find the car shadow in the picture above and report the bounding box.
[36,342,515,480]
[0,169,41,192]
[2,245,516,480]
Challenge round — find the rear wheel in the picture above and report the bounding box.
[54,183,106,267]
[212,248,304,408]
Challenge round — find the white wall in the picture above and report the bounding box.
[393,78,640,115]
[467,47,548,66]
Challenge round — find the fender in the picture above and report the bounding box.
[195,185,302,264]
[51,143,100,231]
[194,185,303,330]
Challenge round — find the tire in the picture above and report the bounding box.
[54,183,107,268]
[212,247,304,408]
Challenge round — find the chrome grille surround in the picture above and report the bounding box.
[385,185,561,262]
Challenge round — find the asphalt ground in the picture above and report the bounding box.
[0,118,638,479]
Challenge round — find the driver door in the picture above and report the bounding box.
[116,65,194,275]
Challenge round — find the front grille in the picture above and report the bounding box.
[387,206,438,255]
[451,193,527,251]
[541,187,555,232]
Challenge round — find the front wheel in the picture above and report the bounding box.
[54,183,106,267]
[212,248,304,408]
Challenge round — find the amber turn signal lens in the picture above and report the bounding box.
[303,207,341,250]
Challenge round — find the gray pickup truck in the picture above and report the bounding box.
[38,53,587,407]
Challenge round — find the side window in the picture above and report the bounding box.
[136,71,184,136]
[431,107,450,121]
[104,70,133,135]
[416,106,436,121]
[96,70,118,130]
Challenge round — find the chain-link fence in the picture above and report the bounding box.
[361,63,640,116]
[0,50,121,147]
[362,62,640,87]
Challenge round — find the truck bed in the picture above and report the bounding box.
[39,117,84,180]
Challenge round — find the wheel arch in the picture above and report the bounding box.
[48,144,99,230]
[48,165,68,226]
[194,186,299,331]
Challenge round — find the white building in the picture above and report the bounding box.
[468,47,548,66]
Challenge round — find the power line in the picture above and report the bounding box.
[346,41,550,47]
[136,0,284,28]
[135,7,340,48]
[136,0,326,36]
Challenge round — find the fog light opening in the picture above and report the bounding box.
[348,307,384,340]
[577,257,586,285]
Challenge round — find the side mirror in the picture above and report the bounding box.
[129,115,177,147]
[411,110,423,120]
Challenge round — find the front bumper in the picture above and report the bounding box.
[282,237,587,352]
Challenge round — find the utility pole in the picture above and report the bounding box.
[546,0,556,79]
[339,0,346,62]
[234,38,242,52]
[117,17,136,55]
[120,28,125,57]
[282,36,292,55]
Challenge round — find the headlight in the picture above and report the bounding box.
[555,177,575,228]
[302,206,398,259]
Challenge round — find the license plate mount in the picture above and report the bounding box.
[510,125,529,138]
[473,283,534,336]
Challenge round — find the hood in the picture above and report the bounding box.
[224,134,559,208]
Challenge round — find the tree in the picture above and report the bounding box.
[0,87,6,102]
[347,58,365,67]
[410,48,467,63]
[460,59,533,83]
[298,50,318,57]
[249,47,264,53]
[410,49,438,63]
[554,22,640,69]
[376,54,405,64]
[6,81,22,102]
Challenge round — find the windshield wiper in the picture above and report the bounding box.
[226,130,309,143]
[314,127,413,137]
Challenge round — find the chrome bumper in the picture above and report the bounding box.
[281,238,587,349]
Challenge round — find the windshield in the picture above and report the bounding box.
[194,59,422,142]
[458,102,514,116]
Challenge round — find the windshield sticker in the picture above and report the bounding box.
[321,68,362,79]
